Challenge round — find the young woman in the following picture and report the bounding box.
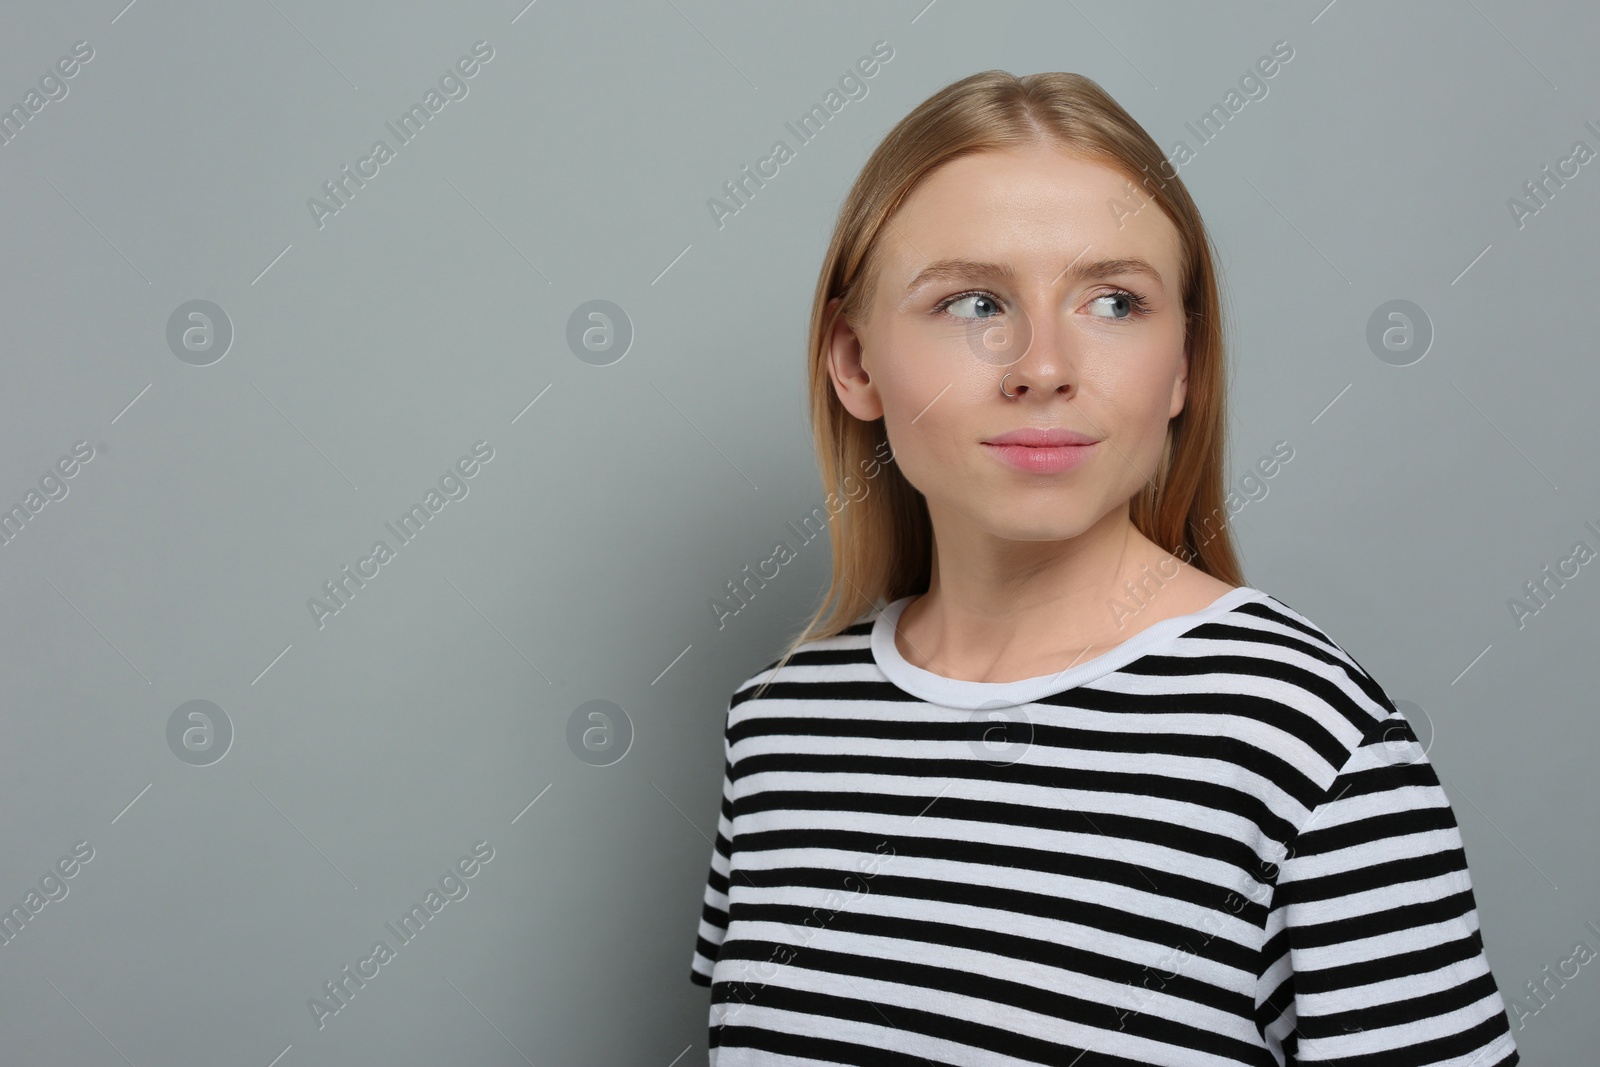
[689,70,1519,1066]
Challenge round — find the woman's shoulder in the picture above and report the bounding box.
[1210,587,1415,760]
[729,609,885,704]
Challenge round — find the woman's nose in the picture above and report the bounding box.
[982,303,1076,395]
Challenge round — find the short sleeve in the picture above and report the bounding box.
[1255,710,1520,1065]
[689,725,736,987]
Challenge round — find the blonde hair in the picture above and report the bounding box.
[753,69,1245,695]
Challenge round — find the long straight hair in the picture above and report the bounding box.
[754,69,1245,696]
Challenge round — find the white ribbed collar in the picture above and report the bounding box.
[871,586,1269,710]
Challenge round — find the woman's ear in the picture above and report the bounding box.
[827,298,883,421]
[1168,341,1189,419]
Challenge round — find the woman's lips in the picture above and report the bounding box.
[981,440,1100,473]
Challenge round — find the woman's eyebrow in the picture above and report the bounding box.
[900,256,1166,304]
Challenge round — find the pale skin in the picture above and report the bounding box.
[826,142,1237,684]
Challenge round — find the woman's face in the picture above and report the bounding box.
[828,143,1190,544]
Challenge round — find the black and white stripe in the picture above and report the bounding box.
[690,588,1519,1066]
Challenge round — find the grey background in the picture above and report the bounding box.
[0,0,1594,1062]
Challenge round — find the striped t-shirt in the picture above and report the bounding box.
[688,586,1520,1066]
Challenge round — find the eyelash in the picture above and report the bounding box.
[932,287,1153,322]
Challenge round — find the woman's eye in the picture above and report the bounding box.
[941,293,1002,319]
[1087,291,1143,319]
